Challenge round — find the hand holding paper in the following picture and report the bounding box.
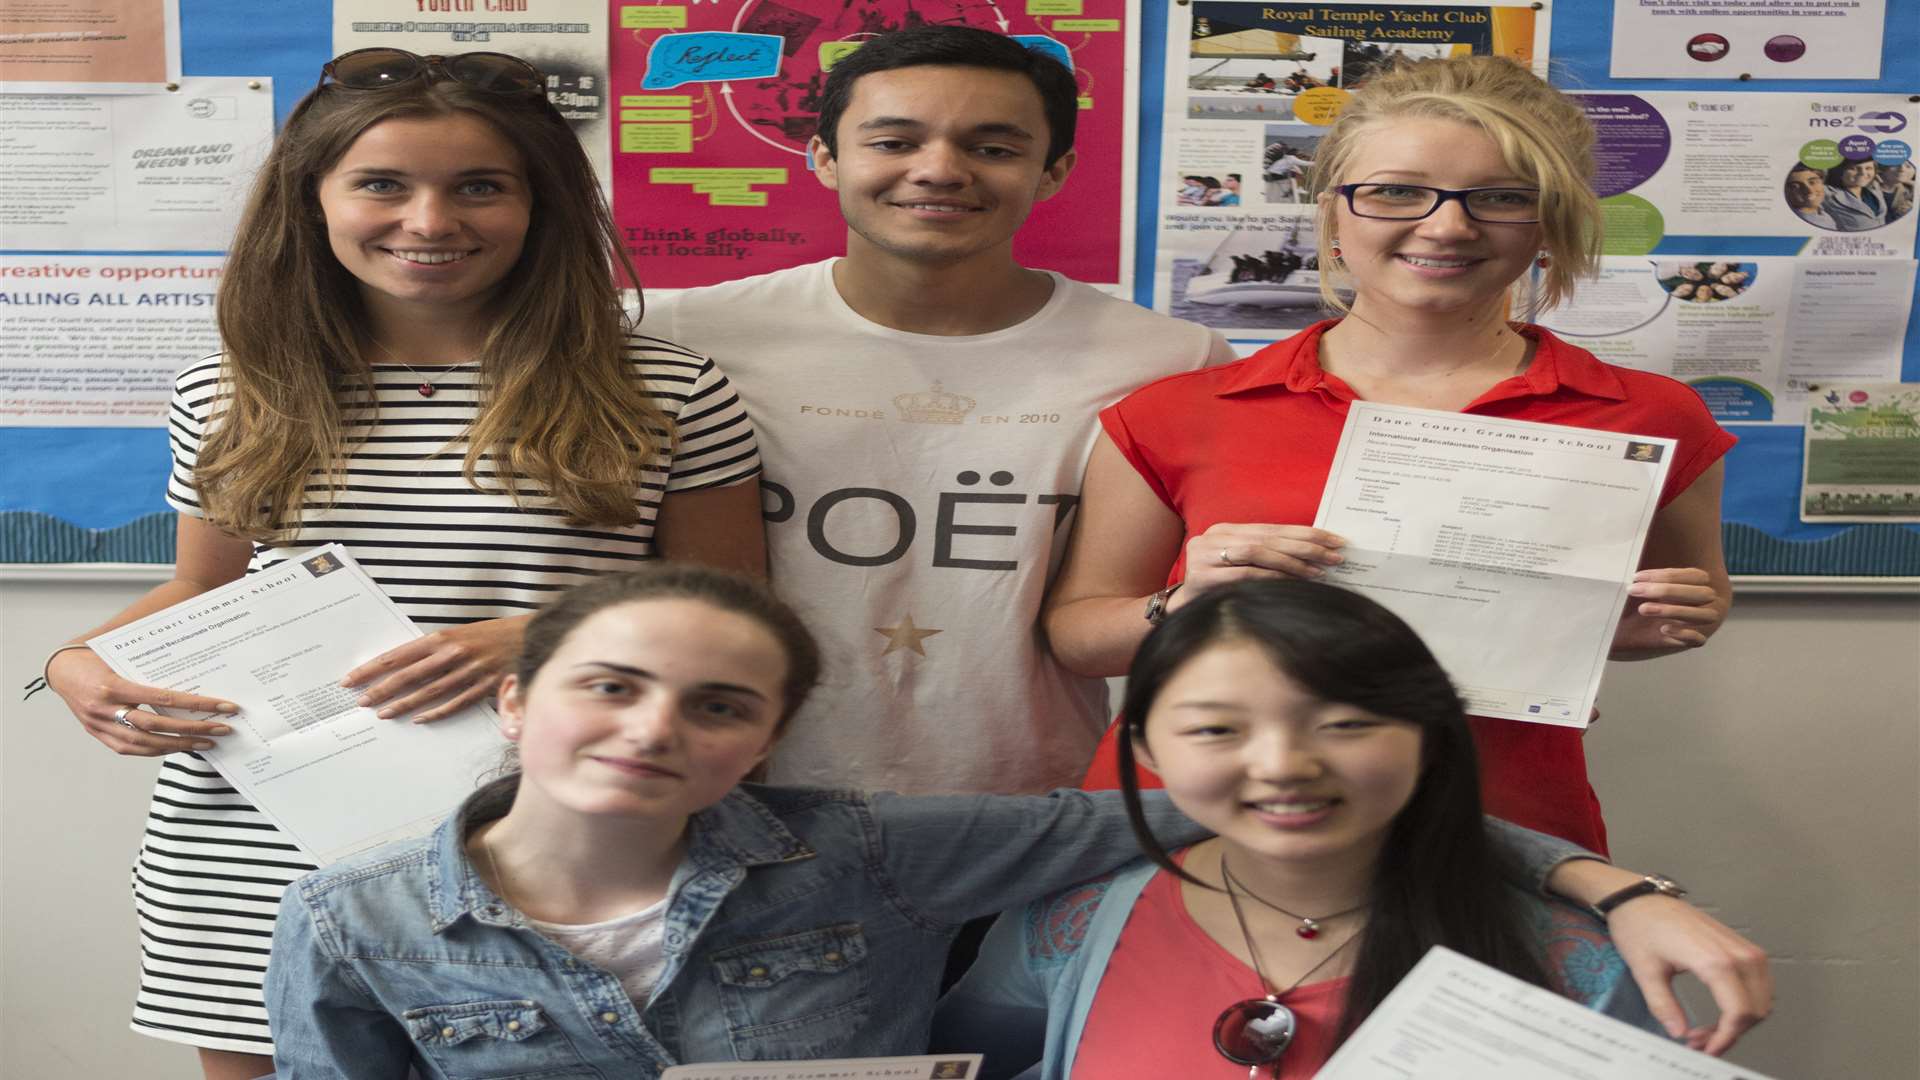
[345,613,532,723]
[44,647,238,757]
[1612,566,1728,656]
[1174,521,1348,598]
[87,546,506,863]
[1312,402,1676,728]
[1316,947,1776,1079]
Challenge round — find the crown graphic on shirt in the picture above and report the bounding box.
[893,382,977,424]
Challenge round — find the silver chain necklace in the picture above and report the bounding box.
[368,338,470,398]
[1220,856,1370,939]
[1221,854,1367,994]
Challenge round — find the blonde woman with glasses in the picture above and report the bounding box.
[35,49,763,1079]
[1051,56,1735,859]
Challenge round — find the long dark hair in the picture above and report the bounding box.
[1116,580,1552,1043]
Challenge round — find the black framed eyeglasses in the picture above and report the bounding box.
[1214,995,1296,1076]
[1334,183,1542,223]
[319,48,547,95]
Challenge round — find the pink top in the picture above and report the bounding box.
[1070,862,1351,1080]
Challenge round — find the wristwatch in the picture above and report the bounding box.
[1144,583,1182,625]
[1592,874,1687,919]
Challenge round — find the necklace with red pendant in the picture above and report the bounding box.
[1220,857,1370,939]
[369,339,471,397]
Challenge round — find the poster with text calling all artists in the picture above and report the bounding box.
[609,0,1137,291]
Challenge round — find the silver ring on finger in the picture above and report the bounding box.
[1218,547,1236,567]
[113,705,138,729]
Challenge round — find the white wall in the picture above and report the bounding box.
[3,577,1915,1079]
[3,578,205,1080]
[1586,590,1920,1078]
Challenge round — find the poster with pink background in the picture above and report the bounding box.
[609,0,1135,290]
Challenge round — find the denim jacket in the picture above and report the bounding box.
[266,784,1211,1078]
[266,785,1588,1078]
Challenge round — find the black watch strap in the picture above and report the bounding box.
[1592,874,1687,919]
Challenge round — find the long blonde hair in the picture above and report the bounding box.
[197,74,669,540]
[1308,56,1602,317]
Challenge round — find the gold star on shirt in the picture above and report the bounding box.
[874,614,943,657]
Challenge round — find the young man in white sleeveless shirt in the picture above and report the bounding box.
[647,26,1235,795]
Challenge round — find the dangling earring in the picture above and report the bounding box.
[1536,251,1551,269]
[1329,240,1343,260]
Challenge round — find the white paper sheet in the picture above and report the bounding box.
[661,1055,984,1080]
[1318,947,1780,1079]
[88,545,507,865]
[1313,403,1672,728]
[0,77,273,251]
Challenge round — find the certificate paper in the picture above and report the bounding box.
[1318,947,1780,1079]
[662,1055,983,1080]
[1313,404,1672,728]
[88,546,506,865]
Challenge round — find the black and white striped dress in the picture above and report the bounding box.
[131,336,761,1053]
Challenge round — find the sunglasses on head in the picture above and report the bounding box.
[319,48,547,95]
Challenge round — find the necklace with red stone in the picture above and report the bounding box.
[369,338,471,398]
[1220,856,1371,939]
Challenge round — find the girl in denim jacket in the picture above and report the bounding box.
[266,567,1757,1077]
[934,581,1762,1078]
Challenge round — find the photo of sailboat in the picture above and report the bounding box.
[1179,221,1343,309]
[1166,216,1351,335]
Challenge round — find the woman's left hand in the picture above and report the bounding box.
[1606,895,1771,1055]
[342,614,532,723]
[1611,567,1727,658]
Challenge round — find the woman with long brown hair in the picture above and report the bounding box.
[36,49,764,1079]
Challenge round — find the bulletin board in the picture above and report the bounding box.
[1526,8,1920,576]
[2,0,1917,577]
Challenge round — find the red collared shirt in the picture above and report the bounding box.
[1104,319,1734,585]
[1082,321,1736,851]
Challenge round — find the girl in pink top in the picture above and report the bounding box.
[937,581,1761,1078]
